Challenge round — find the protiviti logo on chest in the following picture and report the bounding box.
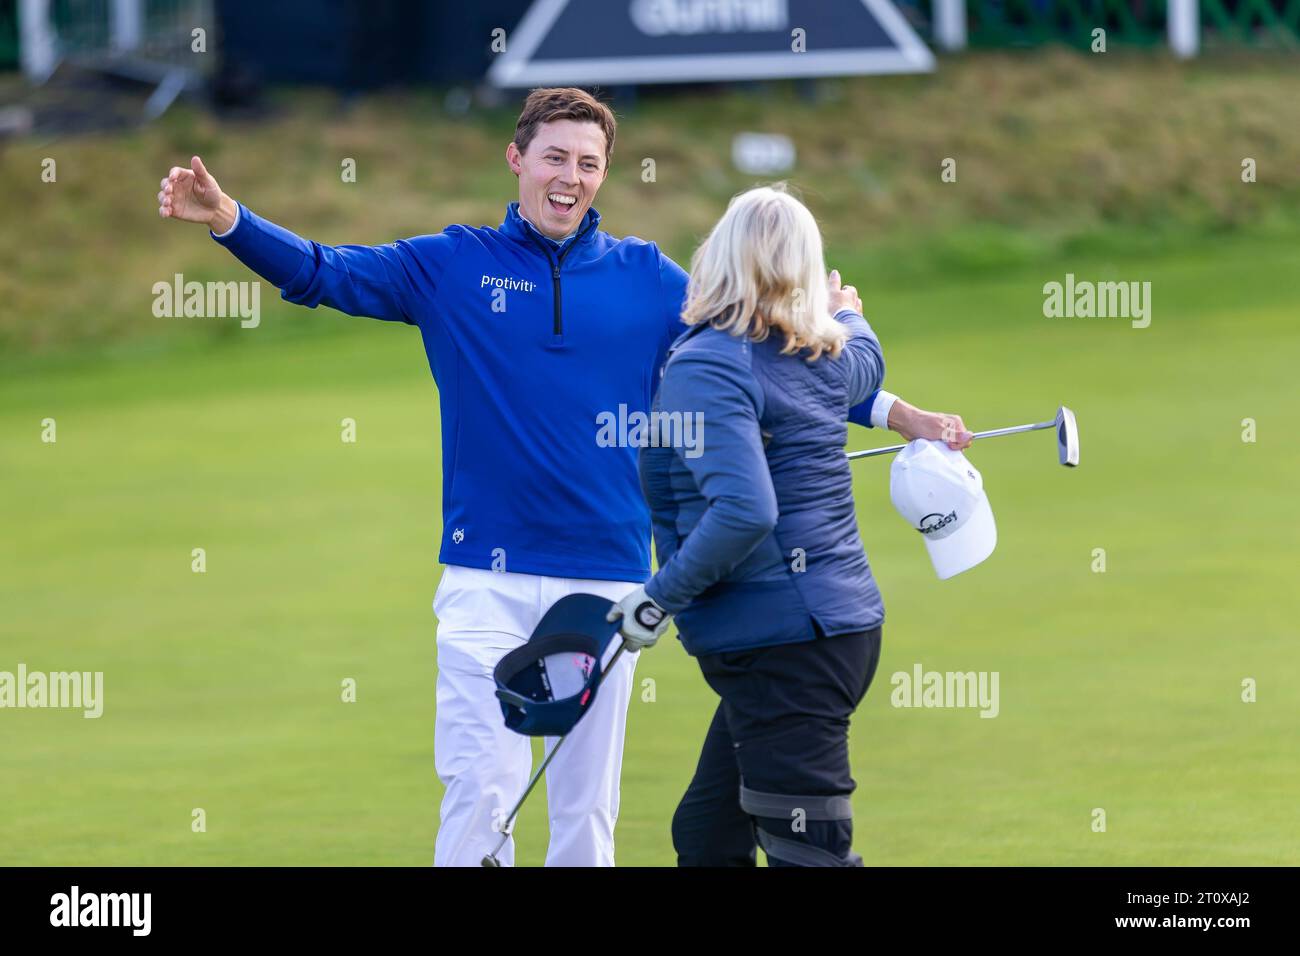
[50,886,151,936]
[480,274,537,293]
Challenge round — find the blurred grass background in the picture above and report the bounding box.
[2,49,1298,865]
[4,49,1300,355]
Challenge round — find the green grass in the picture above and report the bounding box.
[4,47,1299,865]
[3,227,1297,865]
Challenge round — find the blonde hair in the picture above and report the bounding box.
[682,184,847,361]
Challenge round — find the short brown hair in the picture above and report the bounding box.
[513,88,617,168]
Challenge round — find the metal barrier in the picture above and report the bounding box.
[1201,0,1300,47]
[20,0,213,113]
[8,0,1296,83]
[901,0,1300,50]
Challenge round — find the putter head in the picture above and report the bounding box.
[1055,406,1080,467]
[481,854,502,867]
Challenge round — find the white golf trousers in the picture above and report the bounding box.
[432,565,640,867]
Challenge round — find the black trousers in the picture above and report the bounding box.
[672,626,883,867]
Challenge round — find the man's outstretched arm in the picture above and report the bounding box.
[159,155,453,325]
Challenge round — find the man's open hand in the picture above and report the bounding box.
[158,156,235,233]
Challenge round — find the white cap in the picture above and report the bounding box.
[889,440,997,580]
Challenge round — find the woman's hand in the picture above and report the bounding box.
[606,585,671,650]
[828,269,862,316]
[889,400,974,450]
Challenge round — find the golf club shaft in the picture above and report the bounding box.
[845,418,1055,461]
[486,641,631,860]
[486,740,567,859]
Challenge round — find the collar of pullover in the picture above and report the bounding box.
[501,201,601,254]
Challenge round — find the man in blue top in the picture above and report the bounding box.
[157,87,970,867]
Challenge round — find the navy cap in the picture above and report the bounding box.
[493,593,623,737]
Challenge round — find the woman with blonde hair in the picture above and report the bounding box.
[607,184,969,866]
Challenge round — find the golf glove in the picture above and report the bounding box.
[606,586,671,650]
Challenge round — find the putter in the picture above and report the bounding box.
[847,405,1079,467]
[481,641,631,867]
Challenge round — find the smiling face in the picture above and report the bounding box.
[507,119,609,241]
